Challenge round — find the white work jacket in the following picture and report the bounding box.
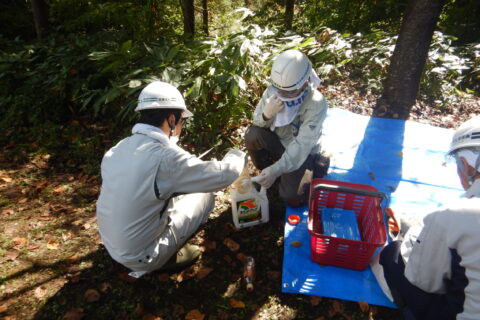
[401,179,480,320]
[252,86,328,177]
[96,124,242,266]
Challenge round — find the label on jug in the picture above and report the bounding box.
[236,198,262,223]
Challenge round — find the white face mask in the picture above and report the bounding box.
[274,88,309,127]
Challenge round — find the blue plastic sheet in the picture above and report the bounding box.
[281,108,464,308]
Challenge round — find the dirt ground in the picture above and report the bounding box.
[1,87,478,320]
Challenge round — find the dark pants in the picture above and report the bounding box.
[244,126,329,207]
[380,241,453,320]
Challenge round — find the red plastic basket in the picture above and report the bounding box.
[307,178,387,270]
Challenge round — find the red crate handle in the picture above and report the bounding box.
[311,183,386,202]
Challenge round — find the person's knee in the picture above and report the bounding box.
[245,126,262,150]
[280,190,308,207]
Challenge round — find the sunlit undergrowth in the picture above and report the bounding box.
[0,9,478,174]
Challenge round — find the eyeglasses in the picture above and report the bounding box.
[274,81,309,100]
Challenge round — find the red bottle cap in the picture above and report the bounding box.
[288,214,301,225]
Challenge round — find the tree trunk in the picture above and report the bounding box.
[285,0,294,30]
[202,0,209,36]
[180,0,195,39]
[375,0,446,119]
[30,0,48,40]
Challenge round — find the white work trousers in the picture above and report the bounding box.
[125,192,214,276]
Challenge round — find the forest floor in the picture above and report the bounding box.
[1,84,479,320]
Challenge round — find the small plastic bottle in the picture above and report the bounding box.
[243,256,255,292]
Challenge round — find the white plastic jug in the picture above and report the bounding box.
[230,176,269,229]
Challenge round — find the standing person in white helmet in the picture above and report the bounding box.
[245,49,330,206]
[371,116,480,320]
[96,81,246,278]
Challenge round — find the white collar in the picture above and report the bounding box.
[131,123,175,147]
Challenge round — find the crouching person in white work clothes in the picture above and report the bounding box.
[245,49,330,207]
[96,81,246,278]
[371,116,480,320]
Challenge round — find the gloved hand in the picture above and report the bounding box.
[251,166,278,189]
[263,95,284,120]
[222,149,246,173]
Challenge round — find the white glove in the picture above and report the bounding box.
[222,149,246,173]
[251,166,278,189]
[263,95,284,120]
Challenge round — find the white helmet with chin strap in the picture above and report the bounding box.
[270,49,312,92]
[135,81,193,117]
[449,116,480,182]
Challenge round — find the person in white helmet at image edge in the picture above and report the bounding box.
[96,81,246,278]
[370,116,480,320]
[245,49,330,207]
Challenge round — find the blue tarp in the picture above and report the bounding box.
[281,108,464,308]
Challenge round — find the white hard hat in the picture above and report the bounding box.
[135,81,193,117]
[270,50,312,91]
[448,116,480,154]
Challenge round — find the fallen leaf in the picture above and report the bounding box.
[62,232,74,241]
[0,175,12,183]
[27,243,41,251]
[184,309,205,320]
[223,283,238,298]
[223,255,233,264]
[6,250,20,261]
[229,298,245,308]
[358,301,369,312]
[368,172,376,180]
[62,308,84,320]
[177,266,196,282]
[0,303,8,313]
[290,240,302,247]
[19,198,28,204]
[53,186,65,194]
[84,289,100,303]
[34,286,48,299]
[35,181,49,190]
[310,296,322,306]
[223,238,240,252]
[2,209,14,215]
[98,282,112,293]
[47,240,59,250]
[203,240,216,250]
[328,300,345,316]
[13,237,27,247]
[196,267,213,280]
[118,272,137,283]
[235,252,247,264]
[50,204,68,213]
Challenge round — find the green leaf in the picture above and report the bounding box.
[120,40,132,54]
[298,37,315,48]
[166,45,181,62]
[187,77,203,99]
